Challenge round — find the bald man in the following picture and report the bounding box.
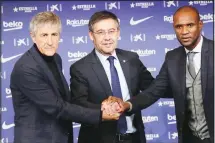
[120,5,214,143]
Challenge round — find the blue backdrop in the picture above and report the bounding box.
[1,1,213,143]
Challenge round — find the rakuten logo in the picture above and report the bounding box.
[66,19,89,27]
[131,49,156,57]
[142,116,158,123]
[68,51,88,62]
[3,21,23,31]
[163,15,173,23]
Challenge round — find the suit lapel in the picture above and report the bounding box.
[178,47,187,97]
[201,38,209,99]
[54,56,70,101]
[116,50,132,97]
[30,45,61,94]
[89,51,112,97]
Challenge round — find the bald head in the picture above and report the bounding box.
[172,6,203,50]
[173,6,200,22]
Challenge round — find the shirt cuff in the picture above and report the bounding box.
[125,101,132,112]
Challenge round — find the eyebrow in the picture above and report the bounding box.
[95,28,117,31]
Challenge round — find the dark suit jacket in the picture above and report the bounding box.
[70,48,154,143]
[10,45,101,143]
[130,37,214,143]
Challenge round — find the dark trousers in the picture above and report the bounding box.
[183,129,211,143]
[114,132,140,143]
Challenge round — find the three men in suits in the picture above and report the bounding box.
[70,11,154,143]
[120,6,214,143]
[10,11,119,143]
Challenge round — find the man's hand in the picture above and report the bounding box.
[101,96,122,121]
[102,109,120,121]
[101,96,132,121]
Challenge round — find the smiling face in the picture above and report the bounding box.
[89,18,120,56]
[173,7,203,50]
[30,23,60,56]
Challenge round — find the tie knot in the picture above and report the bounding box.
[107,56,115,64]
[188,51,197,55]
[187,51,197,58]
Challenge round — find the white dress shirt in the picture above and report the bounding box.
[95,49,136,133]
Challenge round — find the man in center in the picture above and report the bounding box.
[70,10,154,143]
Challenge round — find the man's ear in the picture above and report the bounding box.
[89,31,94,41]
[199,20,203,31]
[30,32,36,43]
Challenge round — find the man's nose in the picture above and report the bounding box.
[181,26,189,35]
[103,32,111,40]
[47,36,53,45]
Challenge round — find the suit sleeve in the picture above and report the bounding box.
[11,65,101,125]
[130,53,171,113]
[136,55,155,91]
[70,64,101,109]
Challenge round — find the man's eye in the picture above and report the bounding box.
[97,31,104,35]
[187,24,193,27]
[109,30,115,34]
[176,25,181,29]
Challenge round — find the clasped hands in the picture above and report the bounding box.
[101,96,130,121]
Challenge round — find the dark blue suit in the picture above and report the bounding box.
[10,45,101,143]
[130,37,214,143]
[70,49,154,143]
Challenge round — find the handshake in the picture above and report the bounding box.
[101,96,131,121]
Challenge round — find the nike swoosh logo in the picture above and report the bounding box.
[130,16,153,25]
[1,53,23,63]
[2,121,15,130]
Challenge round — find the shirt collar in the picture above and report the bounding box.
[184,35,203,54]
[95,49,118,62]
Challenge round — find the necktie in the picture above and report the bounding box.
[107,56,127,134]
[187,52,196,78]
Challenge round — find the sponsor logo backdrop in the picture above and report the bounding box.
[1,1,213,143]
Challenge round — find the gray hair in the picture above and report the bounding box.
[29,11,62,35]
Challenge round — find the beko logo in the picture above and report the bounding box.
[3,21,23,31]
[200,13,214,23]
[68,51,88,62]
[167,114,176,124]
